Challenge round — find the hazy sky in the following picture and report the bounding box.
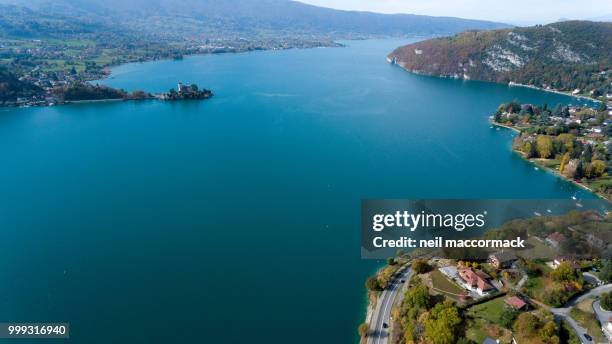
[298,0,612,25]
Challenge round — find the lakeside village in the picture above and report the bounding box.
[360,210,612,344]
[491,98,612,201]
[4,81,212,107]
[1,34,335,108]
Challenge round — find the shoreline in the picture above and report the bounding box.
[490,121,521,133]
[389,61,609,202]
[492,121,611,203]
[65,98,126,104]
[5,42,343,109]
[10,91,213,108]
[91,41,347,88]
[360,291,376,344]
[507,82,602,104]
[388,60,603,103]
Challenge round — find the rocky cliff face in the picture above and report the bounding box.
[388,21,612,98]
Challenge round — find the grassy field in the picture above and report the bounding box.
[467,297,507,323]
[465,297,512,344]
[429,269,465,301]
[583,175,612,200]
[570,298,605,343]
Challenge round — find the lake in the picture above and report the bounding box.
[0,39,597,343]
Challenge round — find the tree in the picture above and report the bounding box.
[591,160,606,177]
[424,301,462,344]
[358,323,369,337]
[506,101,521,114]
[523,141,537,158]
[561,320,581,344]
[403,284,431,310]
[559,153,570,173]
[536,135,554,159]
[583,163,594,179]
[514,312,538,336]
[366,276,382,291]
[540,321,557,339]
[378,266,397,289]
[601,260,612,283]
[575,160,584,179]
[550,262,579,282]
[130,90,148,99]
[556,133,575,154]
[499,307,519,328]
[562,106,570,117]
[525,261,543,277]
[582,144,593,163]
[412,259,431,274]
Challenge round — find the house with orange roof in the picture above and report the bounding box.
[457,267,495,296]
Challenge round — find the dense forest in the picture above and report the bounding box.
[55,82,126,101]
[388,21,612,99]
[0,66,42,102]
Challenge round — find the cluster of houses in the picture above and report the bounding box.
[439,250,587,296]
[7,68,100,107]
[456,252,521,296]
[440,251,519,297]
[544,229,610,257]
[430,246,612,344]
[428,225,610,344]
[496,102,612,147]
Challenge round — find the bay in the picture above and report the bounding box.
[0,39,596,343]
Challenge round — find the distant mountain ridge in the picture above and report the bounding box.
[388,21,612,99]
[0,0,508,40]
[0,0,508,104]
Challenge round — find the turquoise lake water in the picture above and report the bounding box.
[0,39,598,343]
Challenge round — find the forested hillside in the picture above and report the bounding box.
[388,21,612,99]
[0,0,509,104]
[0,0,507,40]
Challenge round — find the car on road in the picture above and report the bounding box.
[400,279,405,283]
[583,333,592,341]
[382,323,388,329]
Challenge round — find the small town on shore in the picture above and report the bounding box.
[1,35,335,108]
[360,210,612,344]
[491,98,612,201]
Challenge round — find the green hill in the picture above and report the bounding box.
[388,21,612,99]
[0,0,508,40]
